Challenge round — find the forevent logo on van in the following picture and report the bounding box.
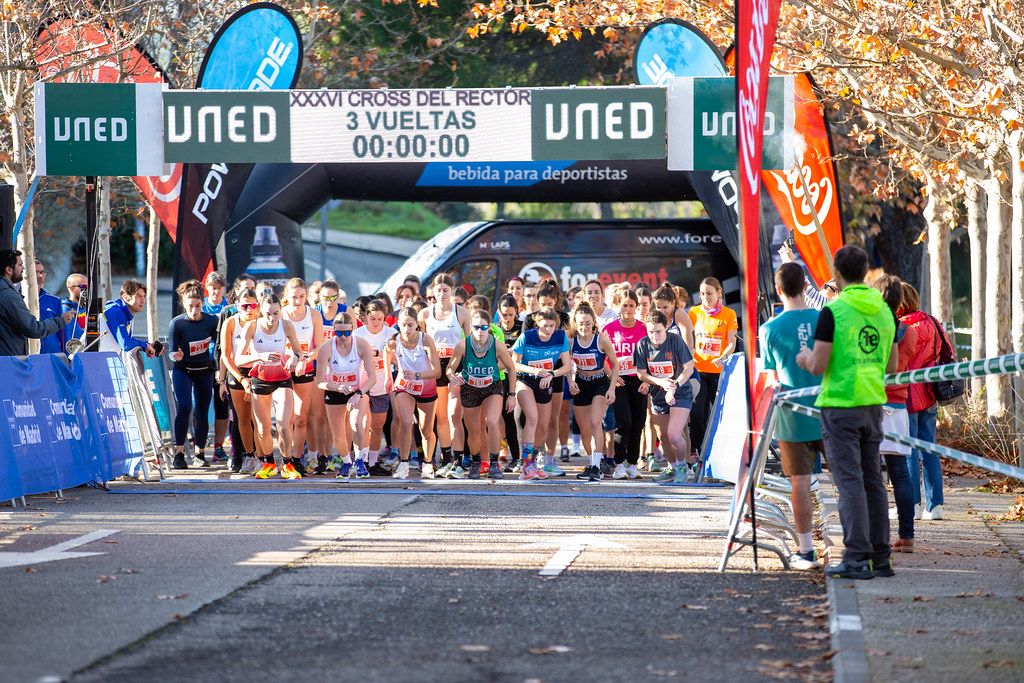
[531,88,665,161]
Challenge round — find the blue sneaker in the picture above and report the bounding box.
[354,460,370,479]
[336,461,353,479]
[382,454,400,472]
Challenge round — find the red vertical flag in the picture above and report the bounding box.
[736,0,782,391]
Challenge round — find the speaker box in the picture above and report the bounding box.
[0,184,13,251]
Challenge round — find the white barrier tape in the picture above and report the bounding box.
[776,399,1024,481]
[776,352,1024,402]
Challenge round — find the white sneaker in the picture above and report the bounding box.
[809,477,820,492]
[626,464,641,479]
[888,505,899,520]
[392,461,410,479]
[922,504,943,520]
[421,462,435,479]
[914,504,922,520]
[612,463,627,479]
[241,456,257,474]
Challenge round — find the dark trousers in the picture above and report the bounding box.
[689,371,718,455]
[613,375,646,465]
[172,369,214,450]
[884,454,915,540]
[821,406,890,565]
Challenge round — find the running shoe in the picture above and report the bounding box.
[788,550,820,570]
[921,505,943,520]
[291,459,308,477]
[612,463,627,480]
[626,464,642,479]
[577,465,596,480]
[654,467,675,483]
[254,462,277,479]
[600,460,613,477]
[468,462,481,479]
[354,460,370,479]
[559,446,570,463]
[502,458,521,474]
[685,466,698,483]
[230,454,245,473]
[336,461,353,479]
[449,465,465,479]
[489,463,503,480]
[194,452,211,468]
[313,455,329,475]
[421,462,435,479]
[646,455,661,472]
[368,463,391,477]
[382,454,400,471]
[673,466,689,484]
[435,461,454,478]
[480,460,490,475]
[872,558,896,577]
[326,455,342,472]
[542,463,567,477]
[409,455,420,470]
[392,461,410,479]
[519,464,544,481]
[212,446,229,462]
[281,462,302,480]
[171,452,188,470]
[587,465,602,482]
[824,560,873,580]
[241,455,258,474]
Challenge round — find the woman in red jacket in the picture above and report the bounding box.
[899,283,944,521]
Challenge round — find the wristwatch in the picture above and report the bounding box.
[415,372,420,380]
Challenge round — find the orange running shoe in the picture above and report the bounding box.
[281,462,302,480]
[254,462,278,479]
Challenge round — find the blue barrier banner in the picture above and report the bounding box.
[70,353,145,478]
[142,354,172,432]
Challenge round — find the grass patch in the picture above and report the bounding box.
[318,201,451,240]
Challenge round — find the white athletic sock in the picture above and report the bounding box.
[798,532,813,554]
[572,434,582,451]
[591,451,602,466]
[368,449,379,466]
[358,448,368,461]
[342,454,353,464]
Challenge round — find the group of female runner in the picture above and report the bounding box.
[167,268,738,482]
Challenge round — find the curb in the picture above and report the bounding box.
[818,474,871,683]
[300,227,422,258]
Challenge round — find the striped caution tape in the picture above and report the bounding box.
[776,352,1024,402]
[776,399,1024,481]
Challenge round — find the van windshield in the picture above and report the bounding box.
[379,221,483,298]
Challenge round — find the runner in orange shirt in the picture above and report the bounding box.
[688,277,738,459]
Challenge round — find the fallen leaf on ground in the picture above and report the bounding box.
[682,604,709,610]
[754,644,776,651]
[753,624,773,629]
[955,590,994,598]
[865,648,891,656]
[459,644,490,652]
[912,596,934,602]
[155,594,189,600]
[876,596,900,603]
[821,650,839,660]
[660,634,684,640]
[24,567,37,573]
[982,660,1014,668]
[527,645,573,655]
[954,630,981,636]
[103,540,119,544]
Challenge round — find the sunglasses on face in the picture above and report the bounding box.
[321,294,339,302]
[240,303,258,311]
[74,284,88,290]
[334,329,353,337]
[472,324,490,331]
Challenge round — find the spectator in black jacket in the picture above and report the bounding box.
[0,249,75,356]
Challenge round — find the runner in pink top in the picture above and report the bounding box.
[602,289,649,479]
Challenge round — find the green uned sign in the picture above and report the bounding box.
[163,91,291,163]
[39,83,138,176]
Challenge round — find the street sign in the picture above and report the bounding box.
[667,76,794,172]
[34,83,163,176]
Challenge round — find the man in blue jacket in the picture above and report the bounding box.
[34,260,67,354]
[99,279,159,358]
[0,249,76,356]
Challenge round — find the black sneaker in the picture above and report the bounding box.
[468,462,481,479]
[489,463,503,480]
[230,454,245,473]
[576,465,594,480]
[503,458,521,474]
[559,448,571,463]
[872,558,895,578]
[825,561,873,580]
[588,466,602,482]
[291,458,308,476]
[171,452,189,470]
[313,454,329,475]
[194,453,210,468]
[599,460,613,476]
[368,463,391,477]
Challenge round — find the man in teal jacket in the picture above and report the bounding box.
[797,245,898,580]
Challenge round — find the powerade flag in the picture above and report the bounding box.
[34,19,179,237]
[173,2,302,299]
[634,19,775,312]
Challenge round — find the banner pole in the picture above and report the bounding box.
[793,156,835,279]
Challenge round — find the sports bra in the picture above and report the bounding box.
[571,332,606,373]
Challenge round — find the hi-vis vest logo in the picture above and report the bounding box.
[163,91,290,163]
[531,87,666,161]
[34,82,163,176]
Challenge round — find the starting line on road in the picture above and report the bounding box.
[106,488,707,500]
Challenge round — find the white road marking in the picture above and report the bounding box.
[303,259,335,280]
[0,529,119,569]
[524,534,628,577]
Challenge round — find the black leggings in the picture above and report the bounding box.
[613,375,646,465]
[689,371,719,455]
[172,369,214,449]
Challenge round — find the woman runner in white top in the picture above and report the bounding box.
[418,273,471,474]
[353,299,397,470]
[219,287,260,473]
[308,279,343,473]
[387,307,442,479]
[315,311,376,479]
[237,293,306,480]
[282,278,323,474]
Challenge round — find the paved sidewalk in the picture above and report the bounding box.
[820,474,1024,682]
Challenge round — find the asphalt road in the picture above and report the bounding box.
[0,478,831,683]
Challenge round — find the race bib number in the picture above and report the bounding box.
[649,360,674,378]
[573,353,598,370]
[467,374,493,388]
[437,343,454,359]
[528,358,554,371]
[330,371,358,386]
[618,357,636,374]
[299,342,311,354]
[396,377,425,395]
[322,329,335,343]
[696,333,721,357]
[189,337,211,356]
[373,357,385,373]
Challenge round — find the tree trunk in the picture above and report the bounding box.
[1010,131,1024,467]
[97,177,113,302]
[146,205,160,342]
[985,173,1012,417]
[965,179,987,400]
[924,173,953,324]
